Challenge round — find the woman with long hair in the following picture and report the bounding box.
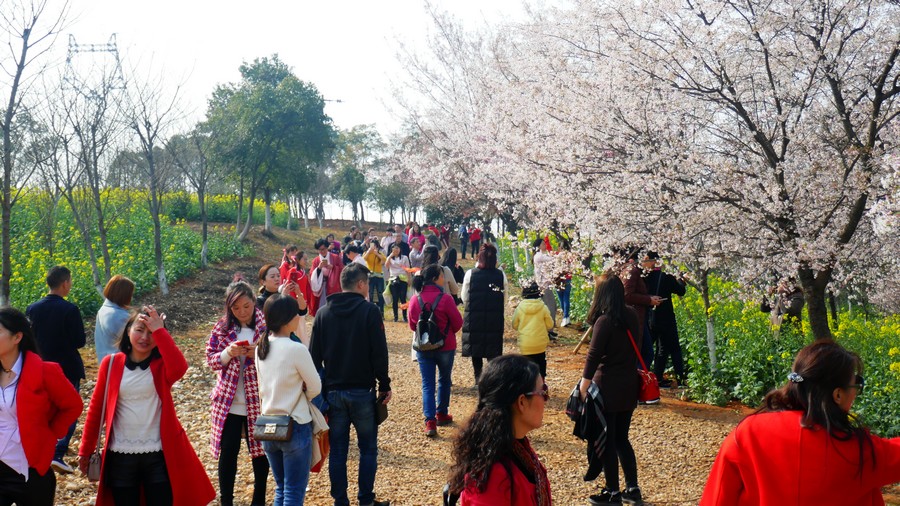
[580,274,643,505]
[448,354,551,505]
[78,306,215,506]
[0,307,82,505]
[256,294,322,506]
[420,245,459,297]
[701,340,900,505]
[408,265,463,437]
[206,278,270,506]
[461,243,508,384]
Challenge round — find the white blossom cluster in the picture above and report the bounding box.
[390,1,900,330]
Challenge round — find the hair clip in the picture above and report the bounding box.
[788,372,804,383]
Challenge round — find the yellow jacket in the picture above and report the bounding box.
[512,298,553,355]
[363,248,385,276]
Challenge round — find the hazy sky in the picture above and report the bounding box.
[58,0,527,137]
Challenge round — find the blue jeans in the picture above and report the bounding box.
[416,349,455,421]
[262,420,312,506]
[557,278,572,318]
[327,389,379,506]
[369,276,385,315]
[55,378,80,461]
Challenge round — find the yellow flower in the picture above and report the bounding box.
[781,351,791,359]
[890,347,900,357]
[728,339,736,347]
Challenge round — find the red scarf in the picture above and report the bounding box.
[510,437,552,506]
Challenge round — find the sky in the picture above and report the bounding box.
[57,0,528,138]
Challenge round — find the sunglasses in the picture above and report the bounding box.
[848,374,865,394]
[525,383,549,402]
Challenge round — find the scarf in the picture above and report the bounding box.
[510,437,552,506]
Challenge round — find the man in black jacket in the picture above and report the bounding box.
[25,265,86,474]
[642,252,688,388]
[310,263,392,506]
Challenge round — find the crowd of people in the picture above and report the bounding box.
[1,224,899,506]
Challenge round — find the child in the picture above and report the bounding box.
[512,282,554,378]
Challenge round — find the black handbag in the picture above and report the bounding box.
[253,414,293,442]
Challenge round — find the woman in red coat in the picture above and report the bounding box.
[309,238,344,316]
[449,354,551,505]
[0,307,82,505]
[78,306,215,506]
[702,340,900,505]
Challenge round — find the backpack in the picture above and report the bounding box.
[414,292,449,351]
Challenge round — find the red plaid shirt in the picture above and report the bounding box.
[206,308,267,459]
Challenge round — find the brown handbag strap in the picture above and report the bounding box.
[95,356,113,454]
[625,329,649,372]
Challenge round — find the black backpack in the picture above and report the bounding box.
[414,292,449,351]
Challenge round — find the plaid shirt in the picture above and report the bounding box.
[206,308,267,459]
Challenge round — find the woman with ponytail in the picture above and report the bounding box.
[205,275,269,506]
[256,294,321,506]
[701,340,900,505]
[408,264,463,437]
[448,354,551,505]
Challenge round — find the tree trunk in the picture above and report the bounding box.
[62,193,105,295]
[698,269,717,372]
[199,186,208,268]
[147,155,169,295]
[797,267,832,340]
[359,201,365,224]
[89,138,112,281]
[236,173,244,235]
[263,187,273,235]
[828,291,839,329]
[238,181,257,241]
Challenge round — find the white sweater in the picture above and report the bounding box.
[255,336,322,425]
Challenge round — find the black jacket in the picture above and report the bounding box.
[25,294,86,381]
[309,292,391,393]
[461,268,505,358]
[644,269,687,325]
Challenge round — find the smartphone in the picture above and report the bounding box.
[233,340,250,347]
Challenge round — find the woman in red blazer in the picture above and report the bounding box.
[0,307,82,505]
[78,306,215,506]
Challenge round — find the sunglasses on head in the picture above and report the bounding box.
[525,383,549,402]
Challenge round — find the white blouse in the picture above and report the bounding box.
[110,366,163,454]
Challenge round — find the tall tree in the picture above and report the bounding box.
[0,0,68,305]
[206,55,334,240]
[167,124,214,266]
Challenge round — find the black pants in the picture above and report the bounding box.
[653,324,685,382]
[0,462,55,506]
[460,239,468,259]
[390,279,408,321]
[602,410,638,492]
[219,414,269,506]
[471,354,499,383]
[523,352,547,378]
[470,240,480,255]
[106,451,172,506]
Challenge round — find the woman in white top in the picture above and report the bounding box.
[78,306,215,506]
[256,294,322,506]
[205,278,270,506]
[385,244,411,322]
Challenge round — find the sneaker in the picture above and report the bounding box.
[425,419,437,437]
[589,489,622,504]
[561,317,570,327]
[436,413,453,426]
[51,459,74,474]
[548,330,558,341]
[622,487,643,505]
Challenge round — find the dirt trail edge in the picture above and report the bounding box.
[53,224,899,506]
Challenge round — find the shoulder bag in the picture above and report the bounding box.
[254,394,303,442]
[626,329,660,404]
[87,358,114,482]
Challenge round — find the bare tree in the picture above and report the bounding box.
[167,124,214,266]
[0,0,68,305]
[125,66,182,295]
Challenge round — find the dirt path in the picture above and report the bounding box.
[52,224,898,505]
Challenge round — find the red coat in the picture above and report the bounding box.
[460,439,550,505]
[16,352,83,475]
[701,410,900,506]
[621,263,652,325]
[79,329,215,506]
[279,261,312,302]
